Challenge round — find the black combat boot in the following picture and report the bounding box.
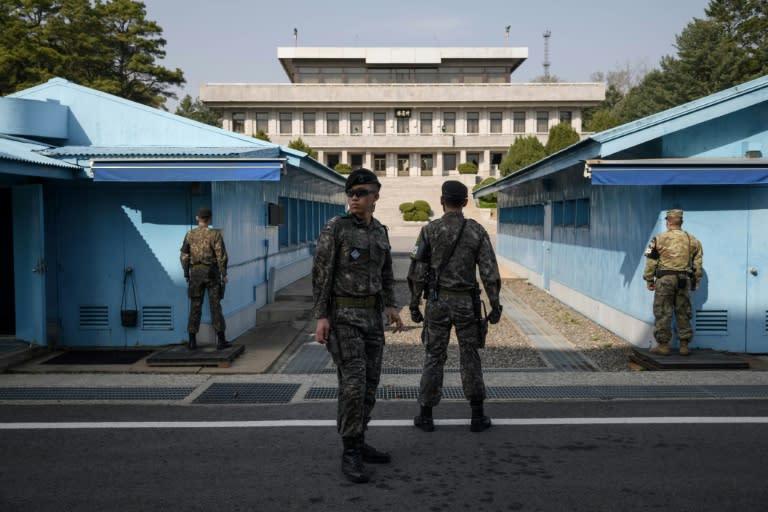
[413,405,435,432]
[470,400,492,432]
[341,437,370,483]
[361,433,391,464]
[216,331,232,350]
[187,333,197,350]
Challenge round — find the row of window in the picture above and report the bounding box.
[231,110,573,136]
[294,66,511,84]
[322,151,500,173]
[499,199,591,227]
[277,198,344,247]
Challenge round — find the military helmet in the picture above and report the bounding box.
[665,209,683,220]
[345,168,381,192]
[197,207,212,219]
[441,180,468,200]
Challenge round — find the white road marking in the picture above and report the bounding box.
[1,417,767,430]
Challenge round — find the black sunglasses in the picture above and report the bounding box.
[346,188,375,198]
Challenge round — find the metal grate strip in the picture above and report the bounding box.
[142,306,173,330]
[0,387,193,401]
[194,383,300,404]
[695,310,728,334]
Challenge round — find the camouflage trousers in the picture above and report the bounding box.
[653,274,693,345]
[187,265,225,334]
[326,306,385,440]
[419,294,486,407]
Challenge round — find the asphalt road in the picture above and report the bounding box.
[2,400,768,512]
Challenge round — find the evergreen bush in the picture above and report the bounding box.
[458,162,478,174]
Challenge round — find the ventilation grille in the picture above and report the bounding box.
[79,305,109,329]
[141,306,173,330]
[695,310,728,335]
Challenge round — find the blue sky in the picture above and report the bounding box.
[142,0,712,109]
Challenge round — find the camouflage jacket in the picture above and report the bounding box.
[312,214,397,319]
[408,211,501,309]
[180,226,228,278]
[643,227,703,281]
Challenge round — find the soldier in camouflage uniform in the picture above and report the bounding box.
[312,169,403,484]
[180,207,231,351]
[408,180,503,433]
[643,209,703,356]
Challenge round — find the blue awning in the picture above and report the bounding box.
[586,159,768,186]
[91,159,284,182]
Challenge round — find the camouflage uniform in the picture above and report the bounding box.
[180,226,228,334]
[408,211,501,407]
[643,221,703,347]
[312,213,397,439]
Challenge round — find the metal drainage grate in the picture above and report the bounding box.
[193,383,300,404]
[282,344,332,374]
[0,387,194,401]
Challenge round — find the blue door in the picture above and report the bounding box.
[12,185,46,345]
[746,188,768,352]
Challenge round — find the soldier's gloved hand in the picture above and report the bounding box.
[410,306,424,323]
[488,304,503,324]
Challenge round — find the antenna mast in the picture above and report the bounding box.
[543,30,551,80]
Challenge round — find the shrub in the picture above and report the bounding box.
[500,136,547,176]
[472,177,497,208]
[413,200,431,214]
[412,210,429,221]
[399,202,415,213]
[403,211,416,221]
[458,162,478,174]
[545,122,580,154]
[335,163,352,174]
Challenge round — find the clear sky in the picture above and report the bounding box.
[142,0,713,109]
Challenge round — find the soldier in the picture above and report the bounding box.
[180,207,231,350]
[408,180,503,433]
[312,168,403,484]
[643,209,703,356]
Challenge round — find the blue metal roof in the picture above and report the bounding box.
[42,145,281,159]
[474,73,768,197]
[0,136,80,169]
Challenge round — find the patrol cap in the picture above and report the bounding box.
[665,209,683,220]
[197,207,212,219]
[441,180,468,200]
[345,168,381,192]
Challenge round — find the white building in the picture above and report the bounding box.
[201,47,605,177]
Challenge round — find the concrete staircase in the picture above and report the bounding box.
[375,175,496,243]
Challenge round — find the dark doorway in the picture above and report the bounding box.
[0,188,15,334]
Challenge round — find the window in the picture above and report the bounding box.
[279,112,292,135]
[232,112,245,134]
[490,111,503,134]
[560,111,572,126]
[536,111,549,133]
[373,112,386,134]
[326,112,339,134]
[326,153,340,168]
[466,112,479,134]
[255,112,268,133]
[443,153,457,172]
[302,112,316,134]
[513,111,526,133]
[420,154,434,174]
[443,112,456,133]
[397,154,410,175]
[373,154,386,174]
[467,152,480,167]
[396,117,409,134]
[420,112,433,134]
[350,112,363,135]
[350,153,363,170]
[576,198,590,227]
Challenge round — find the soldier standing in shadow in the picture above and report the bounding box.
[180,207,231,350]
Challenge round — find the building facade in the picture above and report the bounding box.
[201,47,605,177]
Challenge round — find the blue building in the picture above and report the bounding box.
[1,78,345,348]
[477,74,768,354]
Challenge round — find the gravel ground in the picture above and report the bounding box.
[384,280,633,372]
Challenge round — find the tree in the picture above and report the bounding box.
[253,130,271,142]
[174,95,221,126]
[473,177,497,208]
[0,0,184,108]
[545,122,580,154]
[584,109,622,133]
[499,136,547,176]
[287,137,318,159]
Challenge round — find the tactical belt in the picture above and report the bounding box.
[191,263,211,268]
[656,269,688,277]
[438,288,473,296]
[335,295,377,308]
